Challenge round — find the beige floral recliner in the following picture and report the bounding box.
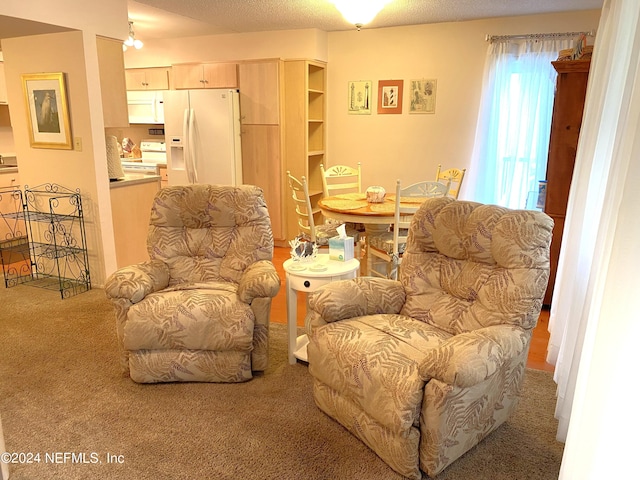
[306,197,553,478]
[105,185,281,383]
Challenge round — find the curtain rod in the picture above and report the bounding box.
[485,30,595,43]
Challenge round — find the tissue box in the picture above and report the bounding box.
[329,236,354,262]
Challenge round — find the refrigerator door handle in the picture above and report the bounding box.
[187,109,198,184]
[182,108,193,184]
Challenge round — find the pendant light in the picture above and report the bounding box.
[123,21,143,51]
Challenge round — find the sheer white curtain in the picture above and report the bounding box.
[463,37,572,208]
[547,0,640,477]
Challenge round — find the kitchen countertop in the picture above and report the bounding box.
[109,174,161,189]
[0,166,18,174]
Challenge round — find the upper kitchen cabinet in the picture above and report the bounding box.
[125,67,170,90]
[96,36,129,128]
[172,62,238,89]
[238,60,281,125]
[0,62,7,104]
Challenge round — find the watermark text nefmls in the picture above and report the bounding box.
[1,451,125,464]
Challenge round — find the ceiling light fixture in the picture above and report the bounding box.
[330,0,392,31]
[123,20,143,51]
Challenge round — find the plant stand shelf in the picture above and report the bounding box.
[0,187,32,288]
[23,183,91,299]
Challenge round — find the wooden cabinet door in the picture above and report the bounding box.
[239,61,280,124]
[125,69,147,90]
[144,68,170,89]
[96,37,129,128]
[241,124,284,241]
[173,63,237,89]
[202,63,238,88]
[172,64,205,89]
[126,68,170,90]
[0,63,8,104]
[543,60,590,305]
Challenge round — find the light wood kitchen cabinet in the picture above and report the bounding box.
[543,59,591,305]
[0,62,7,104]
[241,124,284,241]
[283,60,326,240]
[0,171,19,189]
[238,60,281,125]
[238,59,286,243]
[125,67,170,90]
[158,164,168,188]
[110,178,160,268]
[96,36,129,128]
[172,62,238,89]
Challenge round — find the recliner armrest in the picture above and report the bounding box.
[418,325,530,388]
[308,277,406,323]
[104,260,170,304]
[238,260,281,303]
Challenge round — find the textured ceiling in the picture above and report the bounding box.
[128,0,603,40]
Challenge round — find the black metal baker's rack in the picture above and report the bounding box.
[0,183,91,299]
[0,187,31,288]
[23,183,91,298]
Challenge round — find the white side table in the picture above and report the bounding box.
[284,254,360,364]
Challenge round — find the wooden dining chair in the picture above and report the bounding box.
[368,180,448,279]
[320,163,362,197]
[435,164,466,199]
[286,171,361,257]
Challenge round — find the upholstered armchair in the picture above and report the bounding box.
[305,197,553,479]
[105,185,281,383]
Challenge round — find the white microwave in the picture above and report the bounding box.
[127,90,164,124]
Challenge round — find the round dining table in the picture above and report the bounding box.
[318,192,424,226]
[318,193,429,273]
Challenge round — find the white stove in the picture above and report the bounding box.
[121,140,166,176]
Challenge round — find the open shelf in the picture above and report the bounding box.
[0,183,92,299]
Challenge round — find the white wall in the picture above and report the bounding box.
[2,0,127,40]
[1,0,129,285]
[125,10,601,195]
[2,32,111,285]
[326,10,602,193]
[123,28,329,67]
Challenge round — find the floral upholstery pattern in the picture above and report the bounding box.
[306,197,553,478]
[105,185,280,383]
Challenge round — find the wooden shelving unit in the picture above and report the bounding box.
[283,60,326,240]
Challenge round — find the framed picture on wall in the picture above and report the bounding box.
[348,80,373,114]
[21,72,72,149]
[409,78,437,114]
[377,80,403,114]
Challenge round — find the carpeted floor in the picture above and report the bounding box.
[0,285,564,479]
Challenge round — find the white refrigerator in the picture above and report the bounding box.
[163,89,243,186]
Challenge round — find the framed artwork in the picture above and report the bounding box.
[377,80,403,114]
[409,78,437,114]
[21,72,72,149]
[348,80,372,115]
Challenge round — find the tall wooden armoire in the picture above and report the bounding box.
[543,59,591,305]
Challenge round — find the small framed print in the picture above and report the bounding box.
[377,80,403,114]
[21,72,72,149]
[348,80,372,115]
[409,78,437,114]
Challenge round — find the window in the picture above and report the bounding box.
[465,37,573,209]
